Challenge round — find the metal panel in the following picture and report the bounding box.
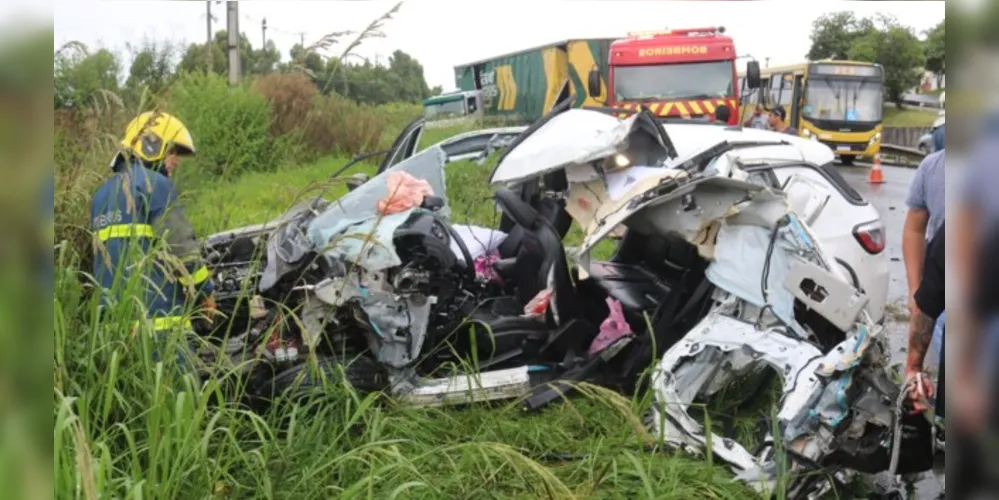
[566,39,612,108]
[455,66,475,91]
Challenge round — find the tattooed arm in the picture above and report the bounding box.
[906,225,945,409]
[906,307,937,375]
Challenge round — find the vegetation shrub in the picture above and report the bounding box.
[167,71,287,178]
[301,93,389,158]
[250,72,318,140]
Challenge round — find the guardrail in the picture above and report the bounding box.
[883,126,932,149]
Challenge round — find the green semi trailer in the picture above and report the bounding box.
[453,38,615,123]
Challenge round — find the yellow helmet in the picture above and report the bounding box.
[117,111,196,166]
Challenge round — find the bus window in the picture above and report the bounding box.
[779,74,795,107]
[769,75,782,107]
[789,74,804,127]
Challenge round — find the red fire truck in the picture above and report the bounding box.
[585,27,760,125]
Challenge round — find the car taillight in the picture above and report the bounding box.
[853,220,886,254]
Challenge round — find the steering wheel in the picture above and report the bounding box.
[436,215,477,284]
[418,195,476,283]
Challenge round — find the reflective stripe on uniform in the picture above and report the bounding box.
[178,265,211,286]
[97,223,156,241]
[132,315,192,331]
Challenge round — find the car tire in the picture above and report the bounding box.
[249,355,390,406]
[839,155,855,166]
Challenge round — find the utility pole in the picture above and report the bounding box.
[227,0,239,84]
[205,1,213,72]
[206,1,213,44]
[765,57,770,68]
[298,32,305,47]
[261,18,267,50]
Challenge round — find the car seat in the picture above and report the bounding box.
[491,188,598,360]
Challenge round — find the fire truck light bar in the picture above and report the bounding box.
[626,27,725,38]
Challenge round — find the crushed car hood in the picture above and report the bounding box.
[489,108,673,185]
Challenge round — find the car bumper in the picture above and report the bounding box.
[819,139,880,158]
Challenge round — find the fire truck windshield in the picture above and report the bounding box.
[613,60,733,102]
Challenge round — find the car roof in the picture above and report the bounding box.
[660,123,836,166]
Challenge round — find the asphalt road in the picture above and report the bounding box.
[838,161,944,499]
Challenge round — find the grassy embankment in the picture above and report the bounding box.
[882,106,938,127]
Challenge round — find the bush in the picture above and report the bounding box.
[301,93,390,158]
[168,71,287,178]
[251,72,318,139]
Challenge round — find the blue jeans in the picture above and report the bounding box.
[932,311,944,357]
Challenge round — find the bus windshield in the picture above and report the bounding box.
[803,77,883,122]
[614,60,733,102]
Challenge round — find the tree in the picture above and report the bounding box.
[125,40,178,98]
[387,49,431,101]
[54,48,122,109]
[806,12,875,60]
[178,42,226,76]
[177,29,278,78]
[252,40,281,75]
[848,15,926,107]
[923,21,945,87]
[287,43,327,85]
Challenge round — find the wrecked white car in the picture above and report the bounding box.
[487,104,933,496]
[201,101,927,497]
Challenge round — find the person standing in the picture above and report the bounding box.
[743,104,768,129]
[90,111,216,369]
[903,124,946,355]
[766,105,797,135]
[713,104,732,124]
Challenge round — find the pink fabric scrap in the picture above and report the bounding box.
[588,297,633,356]
[377,171,433,215]
[473,249,502,283]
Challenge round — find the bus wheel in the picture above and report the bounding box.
[839,155,855,166]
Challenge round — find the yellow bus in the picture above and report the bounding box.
[738,60,885,165]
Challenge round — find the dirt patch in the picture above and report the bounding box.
[885,302,910,322]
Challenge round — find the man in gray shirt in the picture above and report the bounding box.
[903,124,945,370]
[767,105,798,136]
[743,104,768,129]
[903,127,946,314]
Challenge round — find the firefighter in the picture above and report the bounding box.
[90,111,215,366]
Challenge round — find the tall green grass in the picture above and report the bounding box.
[54,232,758,498]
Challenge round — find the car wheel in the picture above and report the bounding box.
[839,155,855,166]
[248,355,390,407]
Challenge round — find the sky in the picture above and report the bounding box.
[52,0,945,91]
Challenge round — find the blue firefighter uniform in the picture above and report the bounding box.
[90,159,213,330]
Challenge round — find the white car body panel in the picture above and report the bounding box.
[658,122,886,323]
[490,113,888,322]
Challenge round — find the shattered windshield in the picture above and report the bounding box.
[613,61,734,102]
[803,78,883,122]
[304,146,449,270]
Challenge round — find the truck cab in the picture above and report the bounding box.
[422,90,483,122]
[586,27,759,125]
